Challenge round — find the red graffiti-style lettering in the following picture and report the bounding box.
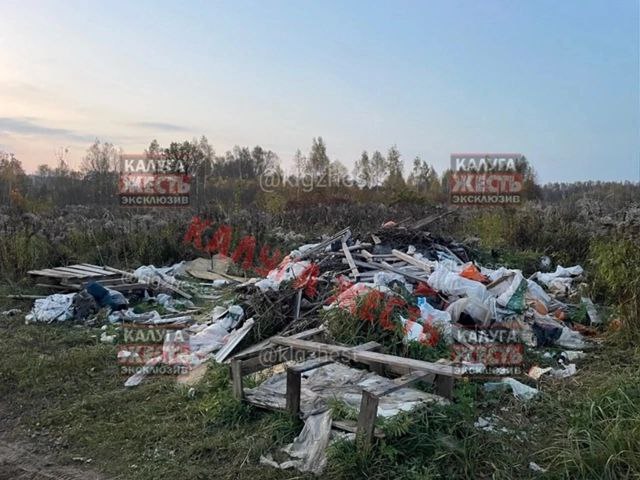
[206,224,233,256]
[185,216,284,276]
[232,235,256,271]
[183,216,212,251]
[255,245,283,276]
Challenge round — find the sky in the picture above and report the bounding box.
[0,0,638,183]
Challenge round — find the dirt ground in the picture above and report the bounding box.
[0,403,105,480]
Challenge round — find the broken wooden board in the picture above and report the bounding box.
[353,259,429,284]
[391,249,436,274]
[342,238,359,279]
[28,264,121,291]
[214,318,255,363]
[270,337,462,379]
[185,255,246,282]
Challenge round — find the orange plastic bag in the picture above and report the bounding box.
[460,263,488,283]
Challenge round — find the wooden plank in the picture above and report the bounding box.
[35,283,75,291]
[90,278,128,286]
[353,259,429,284]
[238,339,380,376]
[27,269,77,279]
[285,368,302,416]
[271,337,461,378]
[294,289,303,320]
[356,390,379,451]
[215,319,255,363]
[232,325,326,361]
[164,284,192,300]
[434,374,455,399]
[351,341,382,352]
[371,371,434,397]
[297,227,351,260]
[239,346,296,375]
[67,264,118,276]
[359,250,373,261]
[100,265,134,277]
[412,210,455,230]
[391,249,436,274]
[68,264,111,274]
[436,245,464,265]
[231,359,244,400]
[50,267,98,278]
[96,283,149,292]
[486,273,515,290]
[342,239,360,279]
[79,263,121,274]
[5,294,46,299]
[290,359,334,374]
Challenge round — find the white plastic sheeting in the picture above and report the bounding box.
[25,293,76,323]
[124,305,248,387]
[484,377,539,401]
[155,293,195,312]
[244,361,448,417]
[132,262,186,286]
[532,265,584,294]
[260,410,333,475]
[427,264,489,302]
[556,326,586,349]
[550,363,577,378]
[255,259,311,292]
[527,280,553,307]
[534,265,584,286]
[445,297,493,327]
[495,272,528,312]
[373,271,412,291]
[417,298,453,338]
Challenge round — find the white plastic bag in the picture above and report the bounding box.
[428,264,489,301]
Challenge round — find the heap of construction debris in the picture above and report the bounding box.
[19,220,600,475]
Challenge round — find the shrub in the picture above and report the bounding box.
[589,237,640,342]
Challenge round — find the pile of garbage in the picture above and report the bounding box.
[19,222,602,475]
[22,223,599,386]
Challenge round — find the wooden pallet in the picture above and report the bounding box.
[229,330,460,451]
[29,263,192,299]
[28,263,120,282]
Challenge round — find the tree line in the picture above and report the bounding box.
[1,137,636,211]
